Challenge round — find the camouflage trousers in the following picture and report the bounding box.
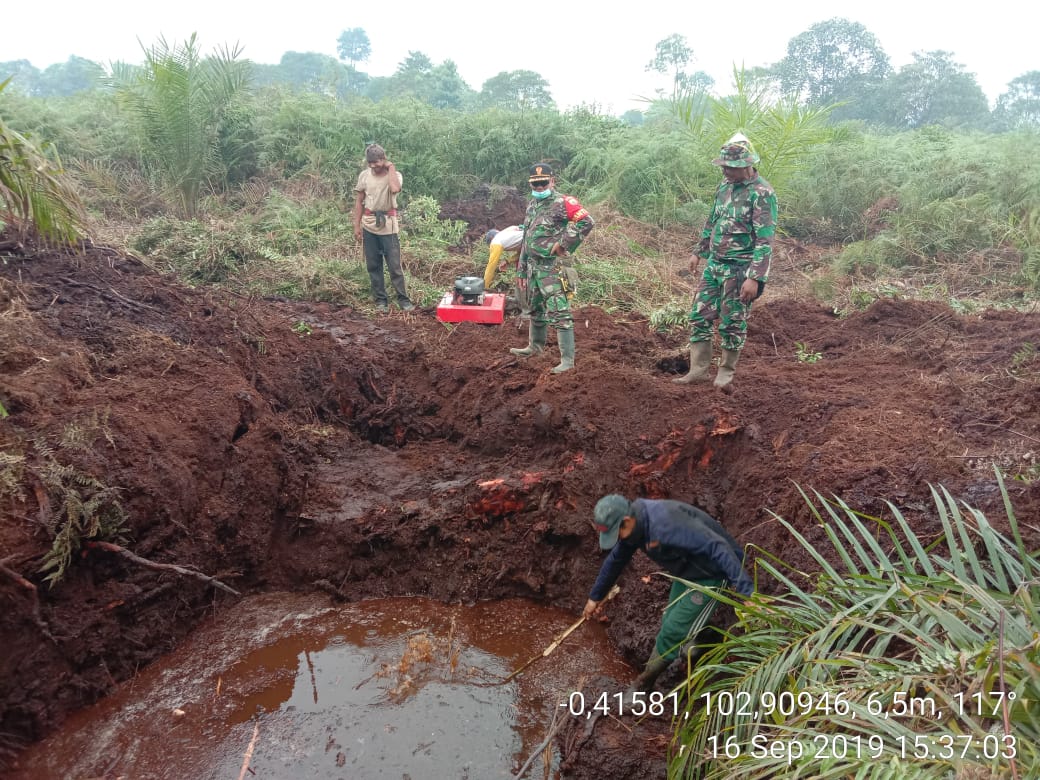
[687,258,752,352]
[525,263,574,330]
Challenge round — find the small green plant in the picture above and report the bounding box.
[844,288,881,312]
[1011,342,1036,375]
[35,455,127,587]
[291,320,313,336]
[1013,462,1040,484]
[0,451,25,501]
[794,341,822,363]
[649,303,688,332]
[401,195,466,246]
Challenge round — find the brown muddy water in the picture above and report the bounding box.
[9,593,634,779]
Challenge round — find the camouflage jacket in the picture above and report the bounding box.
[519,191,594,266]
[696,174,777,282]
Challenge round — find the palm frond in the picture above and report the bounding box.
[0,79,87,244]
[671,467,1039,779]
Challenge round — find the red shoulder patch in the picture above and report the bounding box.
[563,196,588,222]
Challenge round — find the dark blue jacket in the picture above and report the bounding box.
[588,499,752,600]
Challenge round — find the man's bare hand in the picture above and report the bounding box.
[739,277,759,304]
[582,599,600,619]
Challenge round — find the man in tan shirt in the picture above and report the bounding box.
[353,144,414,313]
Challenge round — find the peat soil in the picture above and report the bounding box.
[1,227,1039,778]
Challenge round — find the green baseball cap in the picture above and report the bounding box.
[594,494,632,549]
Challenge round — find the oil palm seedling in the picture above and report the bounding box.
[109,34,251,218]
[668,66,836,193]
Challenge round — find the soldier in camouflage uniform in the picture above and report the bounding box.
[674,134,777,390]
[509,163,594,373]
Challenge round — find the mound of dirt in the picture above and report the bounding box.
[440,183,528,246]
[1,231,1038,777]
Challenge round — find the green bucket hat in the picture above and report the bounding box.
[712,143,760,168]
[712,132,760,168]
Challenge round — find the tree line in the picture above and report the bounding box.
[650,19,1038,131]
[3,18,1038,130]
[1,28,1038,294]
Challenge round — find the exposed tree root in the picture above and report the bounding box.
[85,541,241,596]
[0,558,58,643]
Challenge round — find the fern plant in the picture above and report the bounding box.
[33,445,127,587]
[670,468,1039,779]
[0,451,24,500]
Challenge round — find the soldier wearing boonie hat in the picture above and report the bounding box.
[673,132,777,391]
[583,493,753,695]
[711,138,760,167]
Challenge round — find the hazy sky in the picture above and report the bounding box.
[5,2,1036,111]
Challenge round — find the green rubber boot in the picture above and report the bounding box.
[672,340,713,384]
[510,322,546,357]
[714,348,741,390]
[551,328,575,373]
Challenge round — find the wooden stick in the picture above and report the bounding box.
[503,585,620,683]
[305,650,319,704]
[237,720,260,780]
[86,541,240,596]
[514,707,564,779]
[541,613,588,657]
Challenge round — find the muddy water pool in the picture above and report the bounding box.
[10,593,633,779]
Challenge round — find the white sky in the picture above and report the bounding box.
[5,1,1037,111]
